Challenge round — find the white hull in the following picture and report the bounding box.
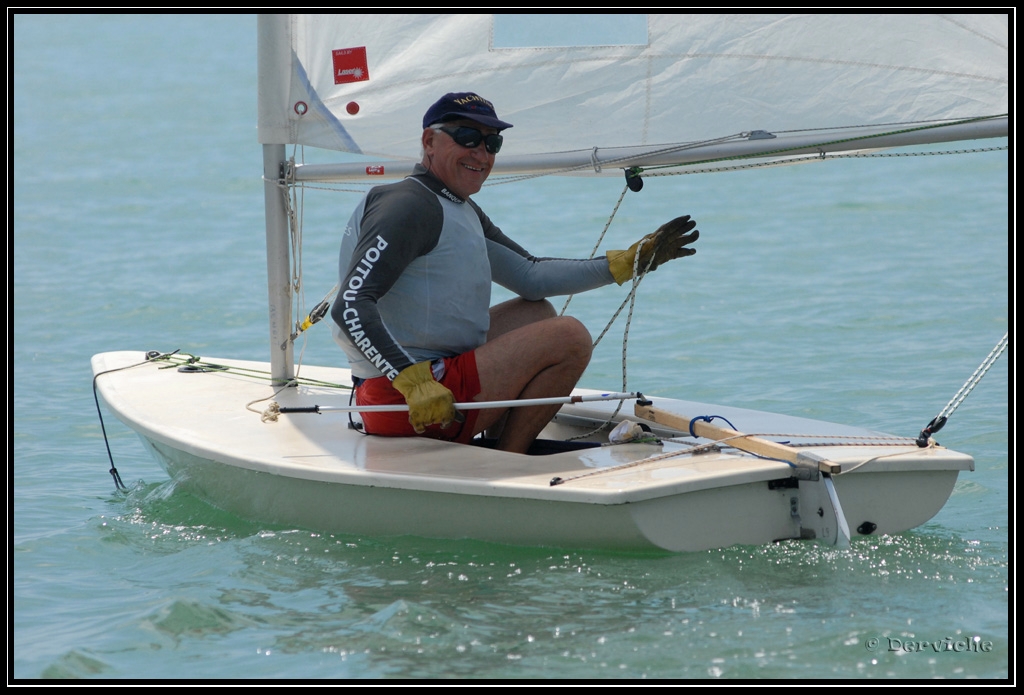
[93,351,972,552]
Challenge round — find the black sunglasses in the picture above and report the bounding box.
[436,125,503,154]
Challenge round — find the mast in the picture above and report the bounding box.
[258,15,294,384]
[262,144,293,384]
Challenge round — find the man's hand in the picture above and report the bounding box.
[392,361,458,433]
[606,215,700,285]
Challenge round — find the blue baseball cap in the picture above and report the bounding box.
[422,92,513,130]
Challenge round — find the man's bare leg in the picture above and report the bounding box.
[472,299,593,453]
[480,299,557,440]
[486,298,558,341]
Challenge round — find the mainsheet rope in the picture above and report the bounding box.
[916,332,1009,446]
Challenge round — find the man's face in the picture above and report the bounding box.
[421,120,498,200]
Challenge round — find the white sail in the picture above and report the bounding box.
[258,13,1007,178]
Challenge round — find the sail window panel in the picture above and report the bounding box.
[493,14,648,49]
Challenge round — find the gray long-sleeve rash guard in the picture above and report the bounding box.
[331,166,615,381]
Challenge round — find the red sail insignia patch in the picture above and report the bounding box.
[333,47,369,85]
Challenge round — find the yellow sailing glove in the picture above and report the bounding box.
[392,360,458,434]
[606,215,700,285]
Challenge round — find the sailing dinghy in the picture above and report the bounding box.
[92,14,1005,552]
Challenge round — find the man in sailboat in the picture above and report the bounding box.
[332,92,699,454]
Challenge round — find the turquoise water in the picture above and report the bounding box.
[13,15,1009,680]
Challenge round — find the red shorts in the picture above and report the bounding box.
[355,351,482,444]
